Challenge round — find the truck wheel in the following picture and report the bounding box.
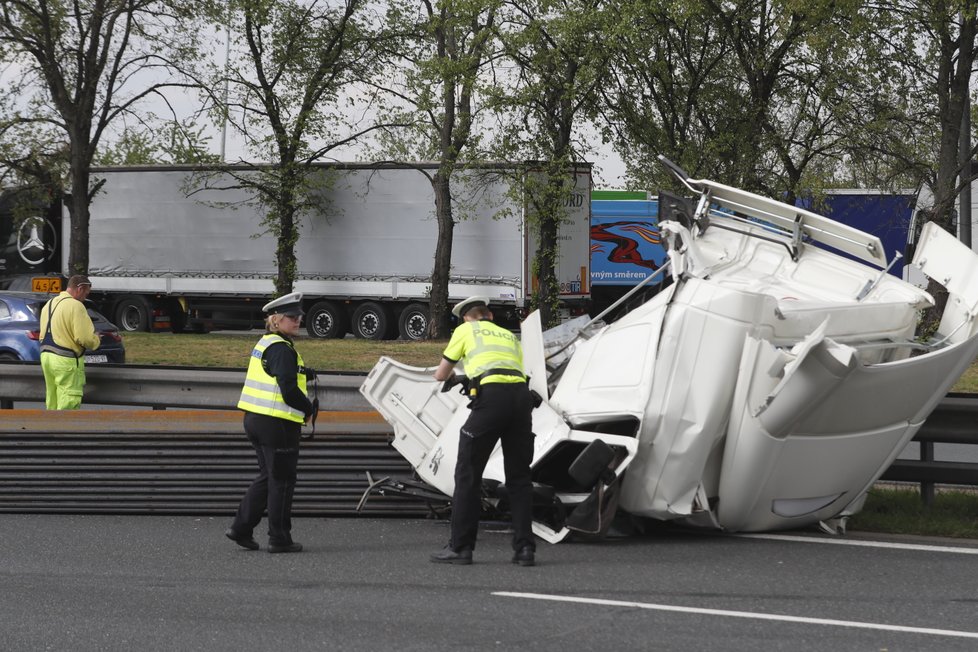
[351,302,394,340]
[114,297,151,332]
[306,301,347,339]
[397,303,429,340]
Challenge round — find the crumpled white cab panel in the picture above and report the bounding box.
[360,355,638,543]
[612,280,776,519]
[717,328,978,531]
[549,283,674,417]
[360,357,467,497]
[914,222,978,344]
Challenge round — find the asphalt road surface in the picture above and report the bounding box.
[2,514,977,651]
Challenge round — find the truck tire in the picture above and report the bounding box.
[397,303,429,340]
[114,297,151,332]
[351,302,394,340]
[306,300,347,339]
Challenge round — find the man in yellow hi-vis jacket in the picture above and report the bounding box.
[38,275,100,410]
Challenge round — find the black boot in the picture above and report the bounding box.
[225,528,260,551]
[512,546,535,567]
[430,545,473,565]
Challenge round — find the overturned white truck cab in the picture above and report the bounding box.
[360,160,978,543]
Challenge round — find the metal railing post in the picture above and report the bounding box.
[920,441,935,507]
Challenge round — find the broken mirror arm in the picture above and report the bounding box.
[656,154,698,194]
[856,251,903,301]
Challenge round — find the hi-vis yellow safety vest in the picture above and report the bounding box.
[449,320,525,386]
[237,334,308,423]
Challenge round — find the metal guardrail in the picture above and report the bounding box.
[0,364,433,516]
[0,361,371,411]
[2,362,976,509]
[0,410,429,517]
[879,393,978,505]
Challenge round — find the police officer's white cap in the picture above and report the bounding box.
[452,296,490,318]
[263,292,304,316]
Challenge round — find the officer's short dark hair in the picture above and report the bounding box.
[68,275,91,289]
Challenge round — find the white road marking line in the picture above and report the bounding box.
[492,592,978,639]
[735,533,978,554]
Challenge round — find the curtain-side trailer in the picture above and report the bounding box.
[48,162,591,339]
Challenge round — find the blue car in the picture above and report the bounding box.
[0,291,126,363]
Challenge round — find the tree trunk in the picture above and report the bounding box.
[535,209,560,328]
[273,165,301,296]
[67,156,91,275]
[275,204,298,296]
[429,170,455,339]
[532,165,570,329]
[921,11,977,335]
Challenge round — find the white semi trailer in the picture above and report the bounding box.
[56,162,591,339]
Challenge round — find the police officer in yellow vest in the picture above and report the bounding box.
[227,292,315,553]
[430,296,536,567]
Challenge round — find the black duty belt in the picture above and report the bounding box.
[471,367,526,393]
[476,368,525,380]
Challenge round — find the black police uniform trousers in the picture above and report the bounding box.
[231,412,301,545]
[450,381,535,553]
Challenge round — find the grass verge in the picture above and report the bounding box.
[848,486,978,538]
[121,332,445,371]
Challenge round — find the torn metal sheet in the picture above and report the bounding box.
[360,161,978,540]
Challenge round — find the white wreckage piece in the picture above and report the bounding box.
[360,164,978,543]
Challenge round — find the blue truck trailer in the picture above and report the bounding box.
[795,191,917,278]
[589,190,665,315]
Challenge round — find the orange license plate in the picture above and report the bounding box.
[31,277,62,293]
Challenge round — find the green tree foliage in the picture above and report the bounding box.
[856,1,978,224]
[598,0,728,191]
[195,0,389,296]
[603,0,872,201]
[0,0,207,274]
[95,123,220,165]
[601,0,977,331]
[4,0,978,334]
[854,1,978,330]
[372,0,501,339]
[0,112,68,211]
[489,0,613,327]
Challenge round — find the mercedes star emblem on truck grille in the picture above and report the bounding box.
[16,216,56,266]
